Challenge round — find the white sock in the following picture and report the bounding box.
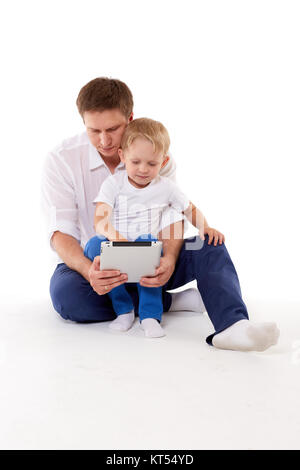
[141,318,166,338]
[212,319,280,352]
[109,310,135,332]
[169,288,206,313]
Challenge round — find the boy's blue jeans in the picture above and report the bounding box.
[50,235,249,345]
[83,234,163,322]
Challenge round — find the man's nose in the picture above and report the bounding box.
[99,132,111,147]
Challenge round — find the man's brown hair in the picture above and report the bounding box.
[121,118,170,157]
[76,77,134,119]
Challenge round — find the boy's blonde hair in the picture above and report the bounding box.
[121,118,170,157]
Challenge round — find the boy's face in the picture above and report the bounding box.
[84,109,133,159]
[119,137,169,188]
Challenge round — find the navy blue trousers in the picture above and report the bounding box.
[50,235,249,345]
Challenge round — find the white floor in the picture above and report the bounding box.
[1,289,300,450]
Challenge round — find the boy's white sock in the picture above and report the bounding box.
[109,310,135,331]
[141,318,166,338]
[212,319,280,352]
[169,288,206,313]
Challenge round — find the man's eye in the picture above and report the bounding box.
[132,161,139,164]
[149,163,157,167]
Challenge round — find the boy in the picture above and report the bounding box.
[84,118,206,338]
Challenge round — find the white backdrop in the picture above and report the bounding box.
[0,0,299,304]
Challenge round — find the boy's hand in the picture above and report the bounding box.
[140,254,176,288]
[204,227,225,246]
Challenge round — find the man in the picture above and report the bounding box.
[42,77,279,351]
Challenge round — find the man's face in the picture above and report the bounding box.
[119,137,169,189]
[84,109,132,159]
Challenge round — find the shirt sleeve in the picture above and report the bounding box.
[168,182,190,213]
[93,176,117,208]
[160,206,189,235]
[41,151,80,250]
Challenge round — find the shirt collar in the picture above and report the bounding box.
[89,143,106,170]
[88,142,125,171]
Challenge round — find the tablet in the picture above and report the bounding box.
[100,241,162,283]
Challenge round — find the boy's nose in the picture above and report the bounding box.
[139,165,148,174]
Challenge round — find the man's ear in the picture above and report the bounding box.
[161,155,170,168]
[118,148,125,162]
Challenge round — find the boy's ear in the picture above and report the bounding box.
[128,112,134,122]
[161,155,170,168]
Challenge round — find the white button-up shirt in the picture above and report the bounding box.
[41,131,178,264]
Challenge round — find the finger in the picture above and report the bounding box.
[140,276,157,285]
[108,276,128,288]
[98,274,127,290]
[140,281,161,288]
[92,255,101,269]
[98,270,121,278]
[101,274,127,285]
[93,275,126,291]
[208,233,213,245]
[219,234,224,244]
[103,278,128,293]
[155,265,164,275]
[140,276,160,287]
[214,234,219,246]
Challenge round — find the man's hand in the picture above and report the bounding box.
[204,227,225,246]
[88,256,128,295]
[139,254,176,288]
